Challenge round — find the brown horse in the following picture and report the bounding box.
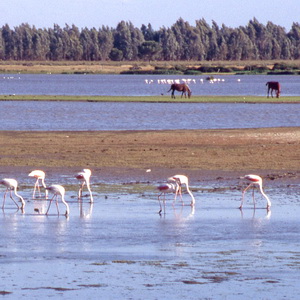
[266,81,280,98]
[168,83,191,99]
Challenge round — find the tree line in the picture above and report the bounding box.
[0,18,299,61]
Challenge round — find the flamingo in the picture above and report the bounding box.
[45,185,69,216]
[240,174,271,210]
[157,179,179,215]
[28,170,48,198]
[0,178,25,212]
[170,175,195,206]
[75,169,93,203]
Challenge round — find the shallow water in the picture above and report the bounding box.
[0,74,300,96]
[1,101,300,130]
[1,73,299,298]
[0,178,300,299]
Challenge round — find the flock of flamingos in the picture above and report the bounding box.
[0,169,271,216]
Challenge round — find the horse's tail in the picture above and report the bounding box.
[167,84,174,93]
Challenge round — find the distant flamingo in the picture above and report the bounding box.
[170,175,195,206]
[45,185,69,216]
[0,178,25,212]
[75,169,93,203]
[28,170,48,198]
[157,179,179,214]
[240,174,271,210]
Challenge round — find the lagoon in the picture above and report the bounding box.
[0,74,299,97]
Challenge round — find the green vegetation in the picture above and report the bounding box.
[1,94,299,103]
[0,18,300,64]
[0,59,299,75]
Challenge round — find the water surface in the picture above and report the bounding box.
[1,101,299,131]
[0,181,299,299]
[0,74,299,96]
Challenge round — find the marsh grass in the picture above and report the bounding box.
[1,94,299,103]
[0,60,299,74]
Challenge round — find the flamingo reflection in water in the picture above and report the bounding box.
[0,178,25,213]
[239,174,271,210]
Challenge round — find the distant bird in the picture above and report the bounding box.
[0,178,25,212]
[28,170,48,198]
[75,169,93,203]
[169,175,195,206]
[240,174,271,210]
[157,179,179,214]
[45,185,69,216]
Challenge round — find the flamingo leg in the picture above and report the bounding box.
[178,185,184,206]
[173,190,178,205]
[55,196,60,215]
[173,183,184,206]
[41,179,48,199]
[78,182,85,199]
[240,183,254,209]
[36,179,42,198]
[158,193,167,215]
[158,193,164,214]
[9,189,20,209]
[32,181,37,198]
[252,186,256,209]
[173,184,183,206]
[86,184,93,203]
[46,195,56,215]
[2,190,8,209]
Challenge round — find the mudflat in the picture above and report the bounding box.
[0,127,299,183]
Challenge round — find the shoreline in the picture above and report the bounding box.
[0,127,299,185]
[0,95,300,103]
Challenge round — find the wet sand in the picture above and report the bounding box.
[0,127,299,183]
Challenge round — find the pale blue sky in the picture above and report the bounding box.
[0,0,299,30]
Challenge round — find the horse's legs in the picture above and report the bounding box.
[271,88,274,98]
[171,89,175,99]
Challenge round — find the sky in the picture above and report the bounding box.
[0,0,299,31]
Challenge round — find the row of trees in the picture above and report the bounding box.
[0,18,300,61]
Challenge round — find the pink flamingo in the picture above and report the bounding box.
[240,174,271,210]
[45,185,69,216]
[28,170,48,198]
[75,169,93,203]
[169,175,195,206]
[0,178,25,212]
[157,179,180,214]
